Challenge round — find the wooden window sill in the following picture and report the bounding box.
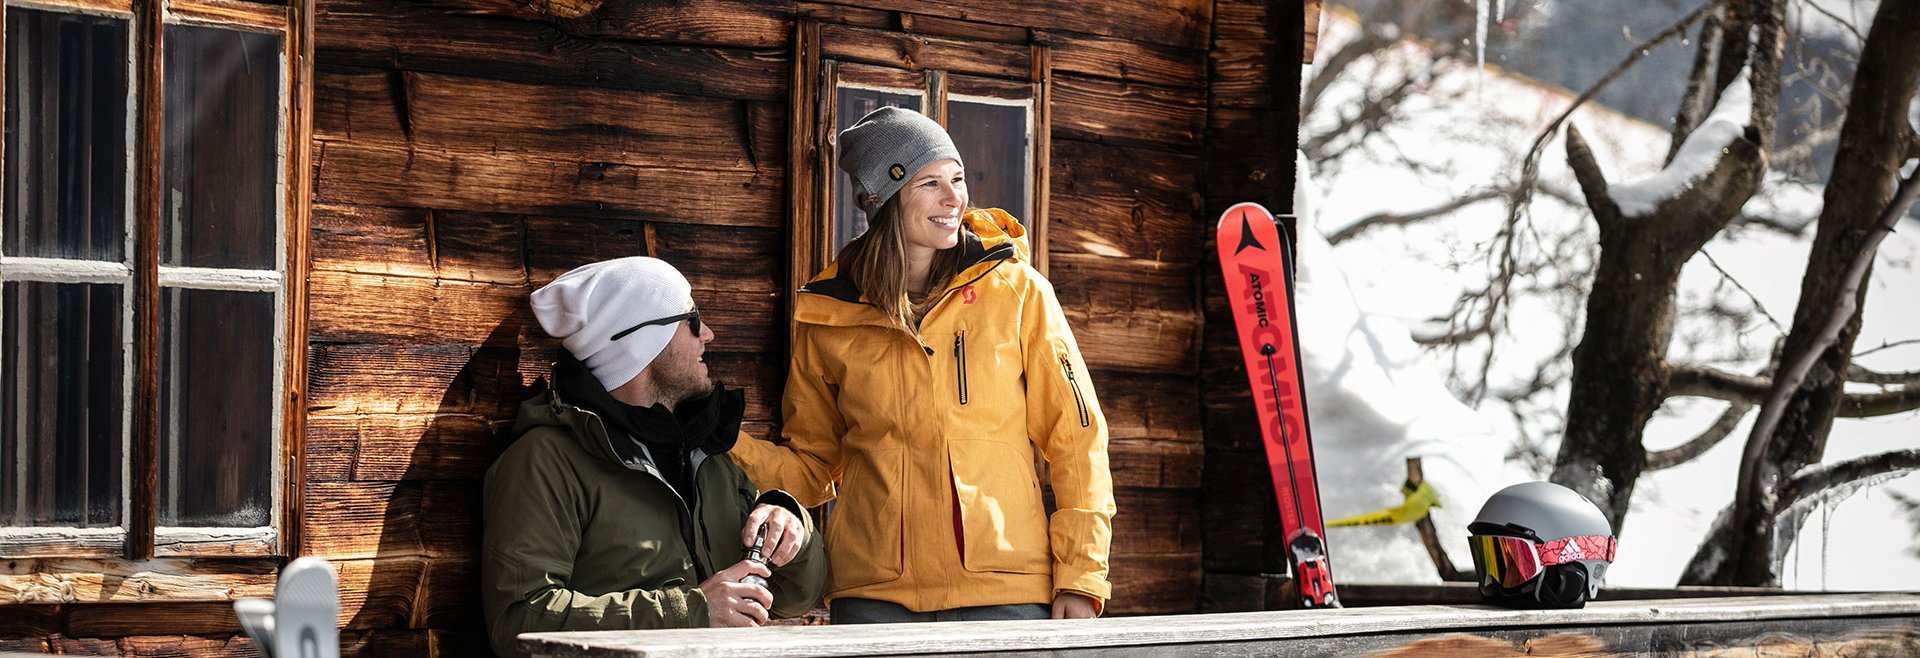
[0,557,280,605]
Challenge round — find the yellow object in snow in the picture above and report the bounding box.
[1327,480,1442,527]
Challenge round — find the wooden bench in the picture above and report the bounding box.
[520,591,1920,657]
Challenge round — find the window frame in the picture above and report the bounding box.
[0,0,312,564]
[788,17,1052,313]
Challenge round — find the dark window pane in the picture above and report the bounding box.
[3,8,130,261]
[158,288,273,527]
[946,99,1031,224]
[0,282,124,527]
[832,87,923,256]
[161,25,280,270]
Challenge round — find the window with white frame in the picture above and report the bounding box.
[0,0,300,559]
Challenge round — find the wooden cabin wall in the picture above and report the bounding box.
[1198,0,1319,612]
[296,0,1216,655]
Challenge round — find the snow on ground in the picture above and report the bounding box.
[1297,10,1920,589]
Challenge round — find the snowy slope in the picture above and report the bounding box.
[1296,10,1920,589]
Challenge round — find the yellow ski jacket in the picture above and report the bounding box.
[732,208,1115,613]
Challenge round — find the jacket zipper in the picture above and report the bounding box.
[1060,356,1090,428]
[576,407,708,578]
[954,332,969,405]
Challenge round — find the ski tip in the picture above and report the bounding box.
[1217,201,1274,228]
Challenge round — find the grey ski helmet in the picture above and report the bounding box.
[1467,482,1616,609]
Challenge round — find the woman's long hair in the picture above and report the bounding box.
[840,195,971,332]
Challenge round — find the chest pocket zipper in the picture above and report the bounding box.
[1060,356,1090,427]
[954,332,969,405]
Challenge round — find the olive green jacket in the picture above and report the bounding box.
[481,388,827,657]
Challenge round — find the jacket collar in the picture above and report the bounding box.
[796,208,1024,328]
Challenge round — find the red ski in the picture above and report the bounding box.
[1215,202,1339,608]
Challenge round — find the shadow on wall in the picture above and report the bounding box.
[342,306,544,657]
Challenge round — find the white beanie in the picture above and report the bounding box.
[530,257,694,391]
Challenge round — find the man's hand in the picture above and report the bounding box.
[741,504,807,567]
[700,560,773,627]
[1051,592,1100,619]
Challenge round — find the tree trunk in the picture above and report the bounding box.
[1549,0,1781,530]
[1684,0,1920,586]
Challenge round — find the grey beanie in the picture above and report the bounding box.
[837,106,963,213]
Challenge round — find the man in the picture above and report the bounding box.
[482,257,826,657]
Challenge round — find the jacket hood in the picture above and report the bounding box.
[511,384,628,468]
[795,207,1025,328]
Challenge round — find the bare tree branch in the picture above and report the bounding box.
[1565,124,1624,230]
[1672,8,1726,161]
[1699,248,1788,332]
[1669,364,1771,400]
[1302,24,1401,121]
[1734,166,1920,535]
[1646,401,1754,470]
[1329,189,1507,244]
[1856,338,1920,358]
[1778,448,1920,513]
[1668,363,1920,417]
[1304,71,1437,164]
[1797,0,1868,44]
[1837,386,1920,417]
[1844,365,1920,386]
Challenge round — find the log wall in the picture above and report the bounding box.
[1199,0,1319,612]
[0,0,1317,654]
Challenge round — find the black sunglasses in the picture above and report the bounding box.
[610,307,701,341]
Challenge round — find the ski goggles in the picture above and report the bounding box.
[1468,533,1616,590]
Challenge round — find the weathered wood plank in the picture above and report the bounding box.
[1039,31,1205,89]
[111,634,258,657]
[306,343,546,419]
[314,0,788,101]
[1110,489,1201,555]
[1107,551,1202,616]
[307,272,778,354]
[306,269,778,352]
[819,0,1211,49]
[895,11,1029,44]
[65,602,243,637]
[312,203,787,295]
[1210,38,1275,110]
[1051,75,1205,151]
[0,559,278,604]
[1096,372,1201,443]
[1047,139,1201,263]
[0,635,52,653]
[311,203,529,285]
[306,270,537,346]
[306,345,781,426]
[1049,253,1196,374]
[333,555,477,631]
[1109,440,1202,490]
[306,413,507,482]
[342,628,493,658]
[1201,444,1283,575]
[316,68,771,173]
[312,140,784,228]
[302,481,479,560]
[818,22,1029,80]
[0,604,62,637]
[426,0,794,49]
[524,217,784,294]
[1211,0,1271,43]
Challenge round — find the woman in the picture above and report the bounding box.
[731,107,1114,623]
